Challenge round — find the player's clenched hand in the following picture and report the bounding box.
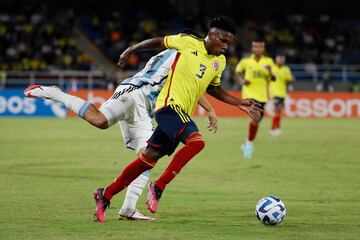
[207,110,218,134]
[238,99,263,122]
[117,47,133,68]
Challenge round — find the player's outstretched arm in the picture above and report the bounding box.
[117,37,166,67]
[206,85,263,121]
[198,95,218,133]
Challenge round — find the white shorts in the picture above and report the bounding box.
[118,120,153,153]
[99,84,154,153]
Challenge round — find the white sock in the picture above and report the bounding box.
[52,90,91,118]
[119,170,150,214]
[246,139,253,145]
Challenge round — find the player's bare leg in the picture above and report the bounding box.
[24,85,108,129]
[82,105,108,129]
[26,85,154,220]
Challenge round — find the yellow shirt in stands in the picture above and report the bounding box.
[235,55,275,103]
[269,65,293,98]
[156,33,226,116]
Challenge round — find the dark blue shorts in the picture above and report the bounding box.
[273,97,285,108]
[147,105,199,156]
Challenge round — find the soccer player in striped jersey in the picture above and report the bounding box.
[24,49,218,221]
[235,39,276,159]
[92,16,263,222]
[269,54,294,136]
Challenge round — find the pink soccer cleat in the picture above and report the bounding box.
[146,181,163,213]
[93,188,110,222]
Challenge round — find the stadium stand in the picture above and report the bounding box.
[0,12,93,71]
[0,1,359,91]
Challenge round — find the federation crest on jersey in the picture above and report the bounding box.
[212,60,220,71]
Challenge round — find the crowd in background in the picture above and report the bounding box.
[0,11,93,72]
[81,13,360,69]
[0,9,360,91]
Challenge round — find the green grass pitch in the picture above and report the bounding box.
[0,117,359,240]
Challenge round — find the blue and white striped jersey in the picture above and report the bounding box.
[120,49,177,102]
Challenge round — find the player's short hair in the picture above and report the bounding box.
[209,16,236,35]
[180,28,204,39]
[252,37,265,44]
[252,32,266,43]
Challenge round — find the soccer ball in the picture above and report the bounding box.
[255,196,286,225]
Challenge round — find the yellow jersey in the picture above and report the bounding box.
[235,55,275,103]
[269,65,293,98]
[156,33,226,116]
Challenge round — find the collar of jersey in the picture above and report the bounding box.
[201,40,217,56]
[251,54,267,62]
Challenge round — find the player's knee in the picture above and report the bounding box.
[97,121,108,129]
[143,147,163,161]
[139,152,158,170]
[84,107,109,129]
[186,134,205,152]
[93,114,109,129]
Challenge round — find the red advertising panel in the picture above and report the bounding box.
[196,92,360,118]
[68,90,360,118]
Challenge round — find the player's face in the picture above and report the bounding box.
[275,55,286,65]
[207,28,235,56]
[252,42,265,56]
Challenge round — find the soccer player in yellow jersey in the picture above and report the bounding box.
[269,54,294,136]
[235,39,276,159]
[92,16,263,222]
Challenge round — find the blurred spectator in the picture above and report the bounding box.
[0,12,92,71]
[304,61,318,80]
[79,13,360,74]
[349,79,359,92]
[316,70,335,92]
[1,8,360,78]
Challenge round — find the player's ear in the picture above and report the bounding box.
[207,28,216,38]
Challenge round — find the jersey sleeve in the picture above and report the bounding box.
[235,59,246,74]
[210,57,226,86]
[164,34,191,51]
[209,76,221,86]
[286,67,294,82]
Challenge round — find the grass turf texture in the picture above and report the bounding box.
[0,118,359,240]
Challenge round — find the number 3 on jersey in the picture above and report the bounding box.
[196,64,207,78]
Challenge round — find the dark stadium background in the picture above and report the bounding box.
[0,0,359,117]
